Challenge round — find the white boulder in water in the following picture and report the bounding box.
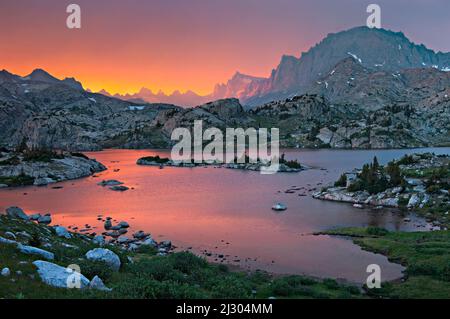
[272,203,287,211]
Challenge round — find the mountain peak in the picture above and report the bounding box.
[242,26,450,106]
[25,68,59,83]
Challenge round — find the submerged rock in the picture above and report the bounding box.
[104,219,112,230]
[98,180,123,187]
[117,221,130,228]
[109,185,129,192]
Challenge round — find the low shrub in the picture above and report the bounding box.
[76,260,114,282]
[367,227,389,236]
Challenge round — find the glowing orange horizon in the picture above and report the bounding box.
[1,1,448,96]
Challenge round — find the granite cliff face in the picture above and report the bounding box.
[250,59,450,148]
[218,27,450,106]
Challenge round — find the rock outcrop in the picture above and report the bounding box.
[33,260,90,289]
[0,150,106,187]
[85,248,121,272]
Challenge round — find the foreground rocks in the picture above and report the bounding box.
[33,261,90,289]
[0,234,55,260]
[0,208,175,294]
[85,248,121,272]
[6,207,29,220]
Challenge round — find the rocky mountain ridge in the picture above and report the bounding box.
[215,27,450,106]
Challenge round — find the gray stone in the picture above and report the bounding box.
[33,260,90,289]
[407,194,421,208]
[89,275,112,291]
[85,248,121,271]
[97,180,123,187]
[4,232,16,240]
[117,221,130,228]
[1,267,11,277]
[104,219,112,230]
[128,243,139,251]
[6,206,28,220]
[109,185,129,192]
[38,214,52,225]
[16,231,32,240]
[18,244,55,260]
[406,178,423,186]
[0,236,17,245]
[160,240,172,250]
[29,213,42,221]
[54,226,72,239]
[117,236,129,244]
[133,231,150,240]
[34,177,56,186]
[391,187,403,194]
[92,235,105,246]
[141,237,157,247]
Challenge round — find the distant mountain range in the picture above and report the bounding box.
[0,26,449,151]
[98,72,266,107]
[97,26,450,107]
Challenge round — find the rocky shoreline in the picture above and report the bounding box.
[313,153,450,229]
[137,155,304,173]
[0,149,106,188]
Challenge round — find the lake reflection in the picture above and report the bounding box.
[1,147,449,283]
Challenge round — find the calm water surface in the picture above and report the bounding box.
[1,147,449,284]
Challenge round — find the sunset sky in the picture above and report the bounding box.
[1,0,449,95]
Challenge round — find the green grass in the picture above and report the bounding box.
[0,216,362,299]
[0,174,35,187]
[319,227,450,299]
[0,156,21,166]
[22,149,64,162]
